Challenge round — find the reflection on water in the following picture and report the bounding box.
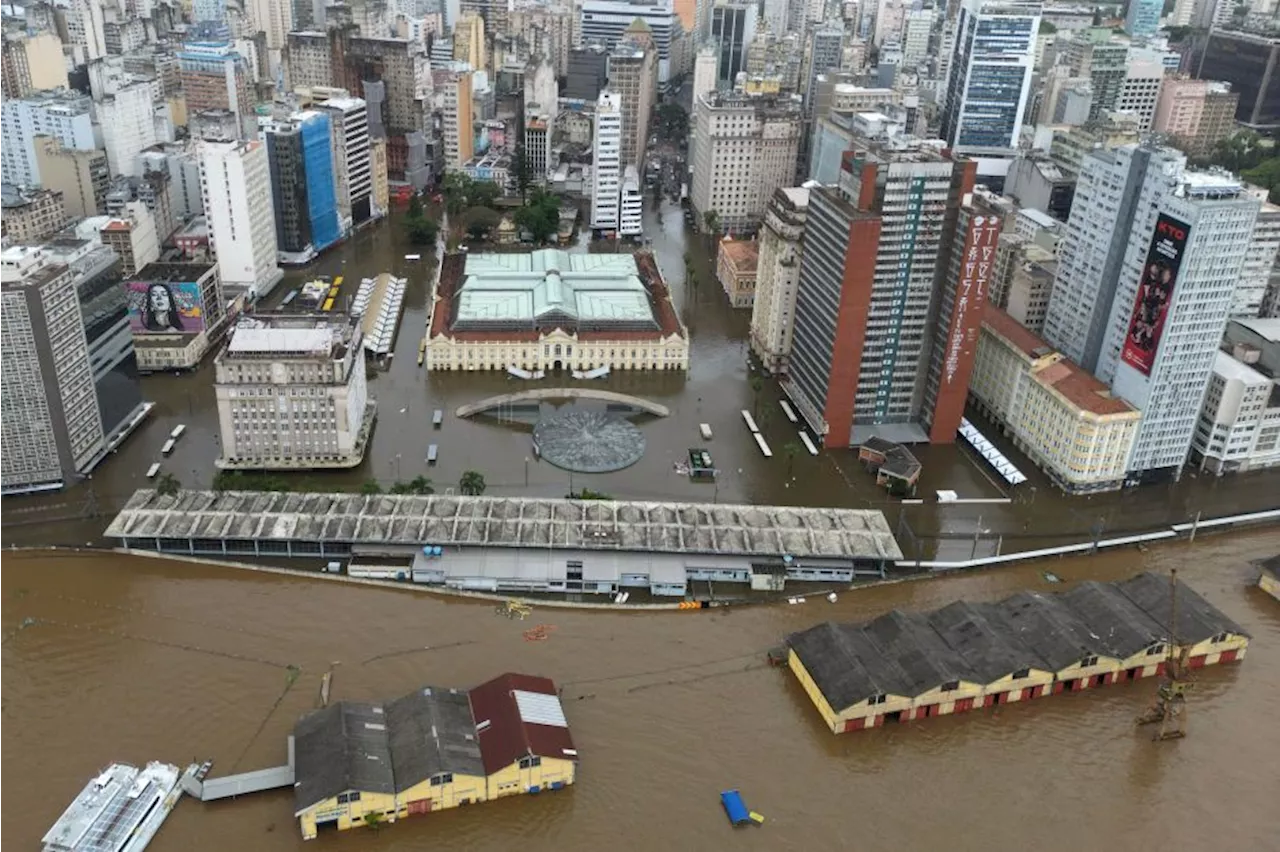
[4,532,1279,852]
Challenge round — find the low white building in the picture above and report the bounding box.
[214,314,376,469]
[619,165,643,237]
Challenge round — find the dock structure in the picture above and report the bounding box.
[786,572,1250,735]
[180,737,295,801]
[105,490,903,598]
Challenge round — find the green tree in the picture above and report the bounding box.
[406,193,424,218]
[1210,130,1267,173]
[702,209,720,245]
[442,172,473,215]
[405,215,438,246]
[514,187,561,244]
[463,205,502,241]
[512,133,532,201]
[1241,157,1280,202]
[363,811,384,830]
[459,470,487,496]
[470,179,501,209]
[155,472,180,498]
[360,480,382,495]
[407,475,435,495]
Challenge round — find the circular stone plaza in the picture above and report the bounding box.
[531,409,645,473]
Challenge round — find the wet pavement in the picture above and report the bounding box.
[3,201,1278,552]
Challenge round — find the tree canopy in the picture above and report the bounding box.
[459,470,487,496]
[463,205,502,240]
[514,188,561,244]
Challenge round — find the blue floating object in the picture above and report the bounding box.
[720,789,750,826]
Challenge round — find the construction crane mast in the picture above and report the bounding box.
[1136,569,1193,741]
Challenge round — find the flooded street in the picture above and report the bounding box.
[4,201,1279,555]
[4,533,1280,850]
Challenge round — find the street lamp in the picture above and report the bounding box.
[524,456,530,487]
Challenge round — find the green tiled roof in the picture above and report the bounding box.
[455,250,656,326]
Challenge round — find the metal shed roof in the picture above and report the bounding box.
[106,490,903,561]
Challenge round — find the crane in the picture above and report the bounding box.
[1136,569,1193,741]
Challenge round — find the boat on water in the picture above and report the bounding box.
[42,761,184,852]
[699,423,713,440]
[160,439,175,455]
[146,463,161,479]
[169,424,186,441]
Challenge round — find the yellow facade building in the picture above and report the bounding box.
[787,573,1249,735]
[1259,557,1280,602]
[970,307,1140,494]
[293,673,576,840]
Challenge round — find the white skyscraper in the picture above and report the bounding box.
[316,96,373,232]
[199,139,282,301]
[940,0,1041,155]
[1043,145,1186,374]
[98,82,160,178]
[620,165,643,236]
[591,90,623,231]
[1106,173,1260,480]
[1,91,97,187]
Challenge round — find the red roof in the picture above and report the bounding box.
[982,306,1053,359]
[469,673,576,775]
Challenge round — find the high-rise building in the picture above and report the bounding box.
[0,185,67,245]
[32,136,110,219]
[901,9,934,68]
[2,247,107,495]
[940,0,1041,155]
[1,31,69,98]
[1043,145,1186,374]
[1124,0,1162,39]
[439,65,475,172]
[1188,29,1280,130]
[591,90,623,231]
[98,82,161,178]
[610,24,658,169]
[708,0,757,87]
[1063,28,1128,123]
[689,91,802,232]
[1,90,97,188]
[804,25,844,110]
[453,11,487,71]
[214,314,375,470]
[1116,51,1165,132]
[920,191,1008,442]
[265,112,342,264]
[99,203,160,278]
[580,0,679,82]
[620,165,644,236]
[199,139,283,301]
[1153,77,1240,160]
[316,96,373,230]
[247,0,290,76]
[786,139,978,446]
[178,41,255,139]
[692,45,718,102]
[1235,201,1280,319]
[750,186,809,375]
[1191,342,1280,475]
[1106,173,1260,480]
[565,45,610,101]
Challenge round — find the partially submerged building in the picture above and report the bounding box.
[424,249,688,373]
[293,673,575,840]
[787,573,1249,734]
[104,492,904,597]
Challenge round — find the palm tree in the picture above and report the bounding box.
[155,472,180,498]
[360,480,382,495]
[407,475,435,495]
[459,470,487,496]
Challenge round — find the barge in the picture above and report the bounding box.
[42,761,185,852]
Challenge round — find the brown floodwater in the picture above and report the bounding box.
[4,531,1280,851]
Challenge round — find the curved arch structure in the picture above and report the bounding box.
[456,388,671,418]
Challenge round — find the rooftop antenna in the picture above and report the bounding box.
[1136,569,1193,741]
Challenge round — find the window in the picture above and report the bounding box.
[337,791,361,803]
[941,680,959,692]
[430,772,453,786]
[1080,655,1099,668]
[1146,644,1164,657]
[1212,632,1229,644]
[867,694,887,706]
[1012,668,1030,680]
[518,755,542,769]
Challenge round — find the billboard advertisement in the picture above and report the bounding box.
[126,279,206,334]
[1121,213,1189,377]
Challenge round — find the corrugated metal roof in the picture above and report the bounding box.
[514,690,568,728]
